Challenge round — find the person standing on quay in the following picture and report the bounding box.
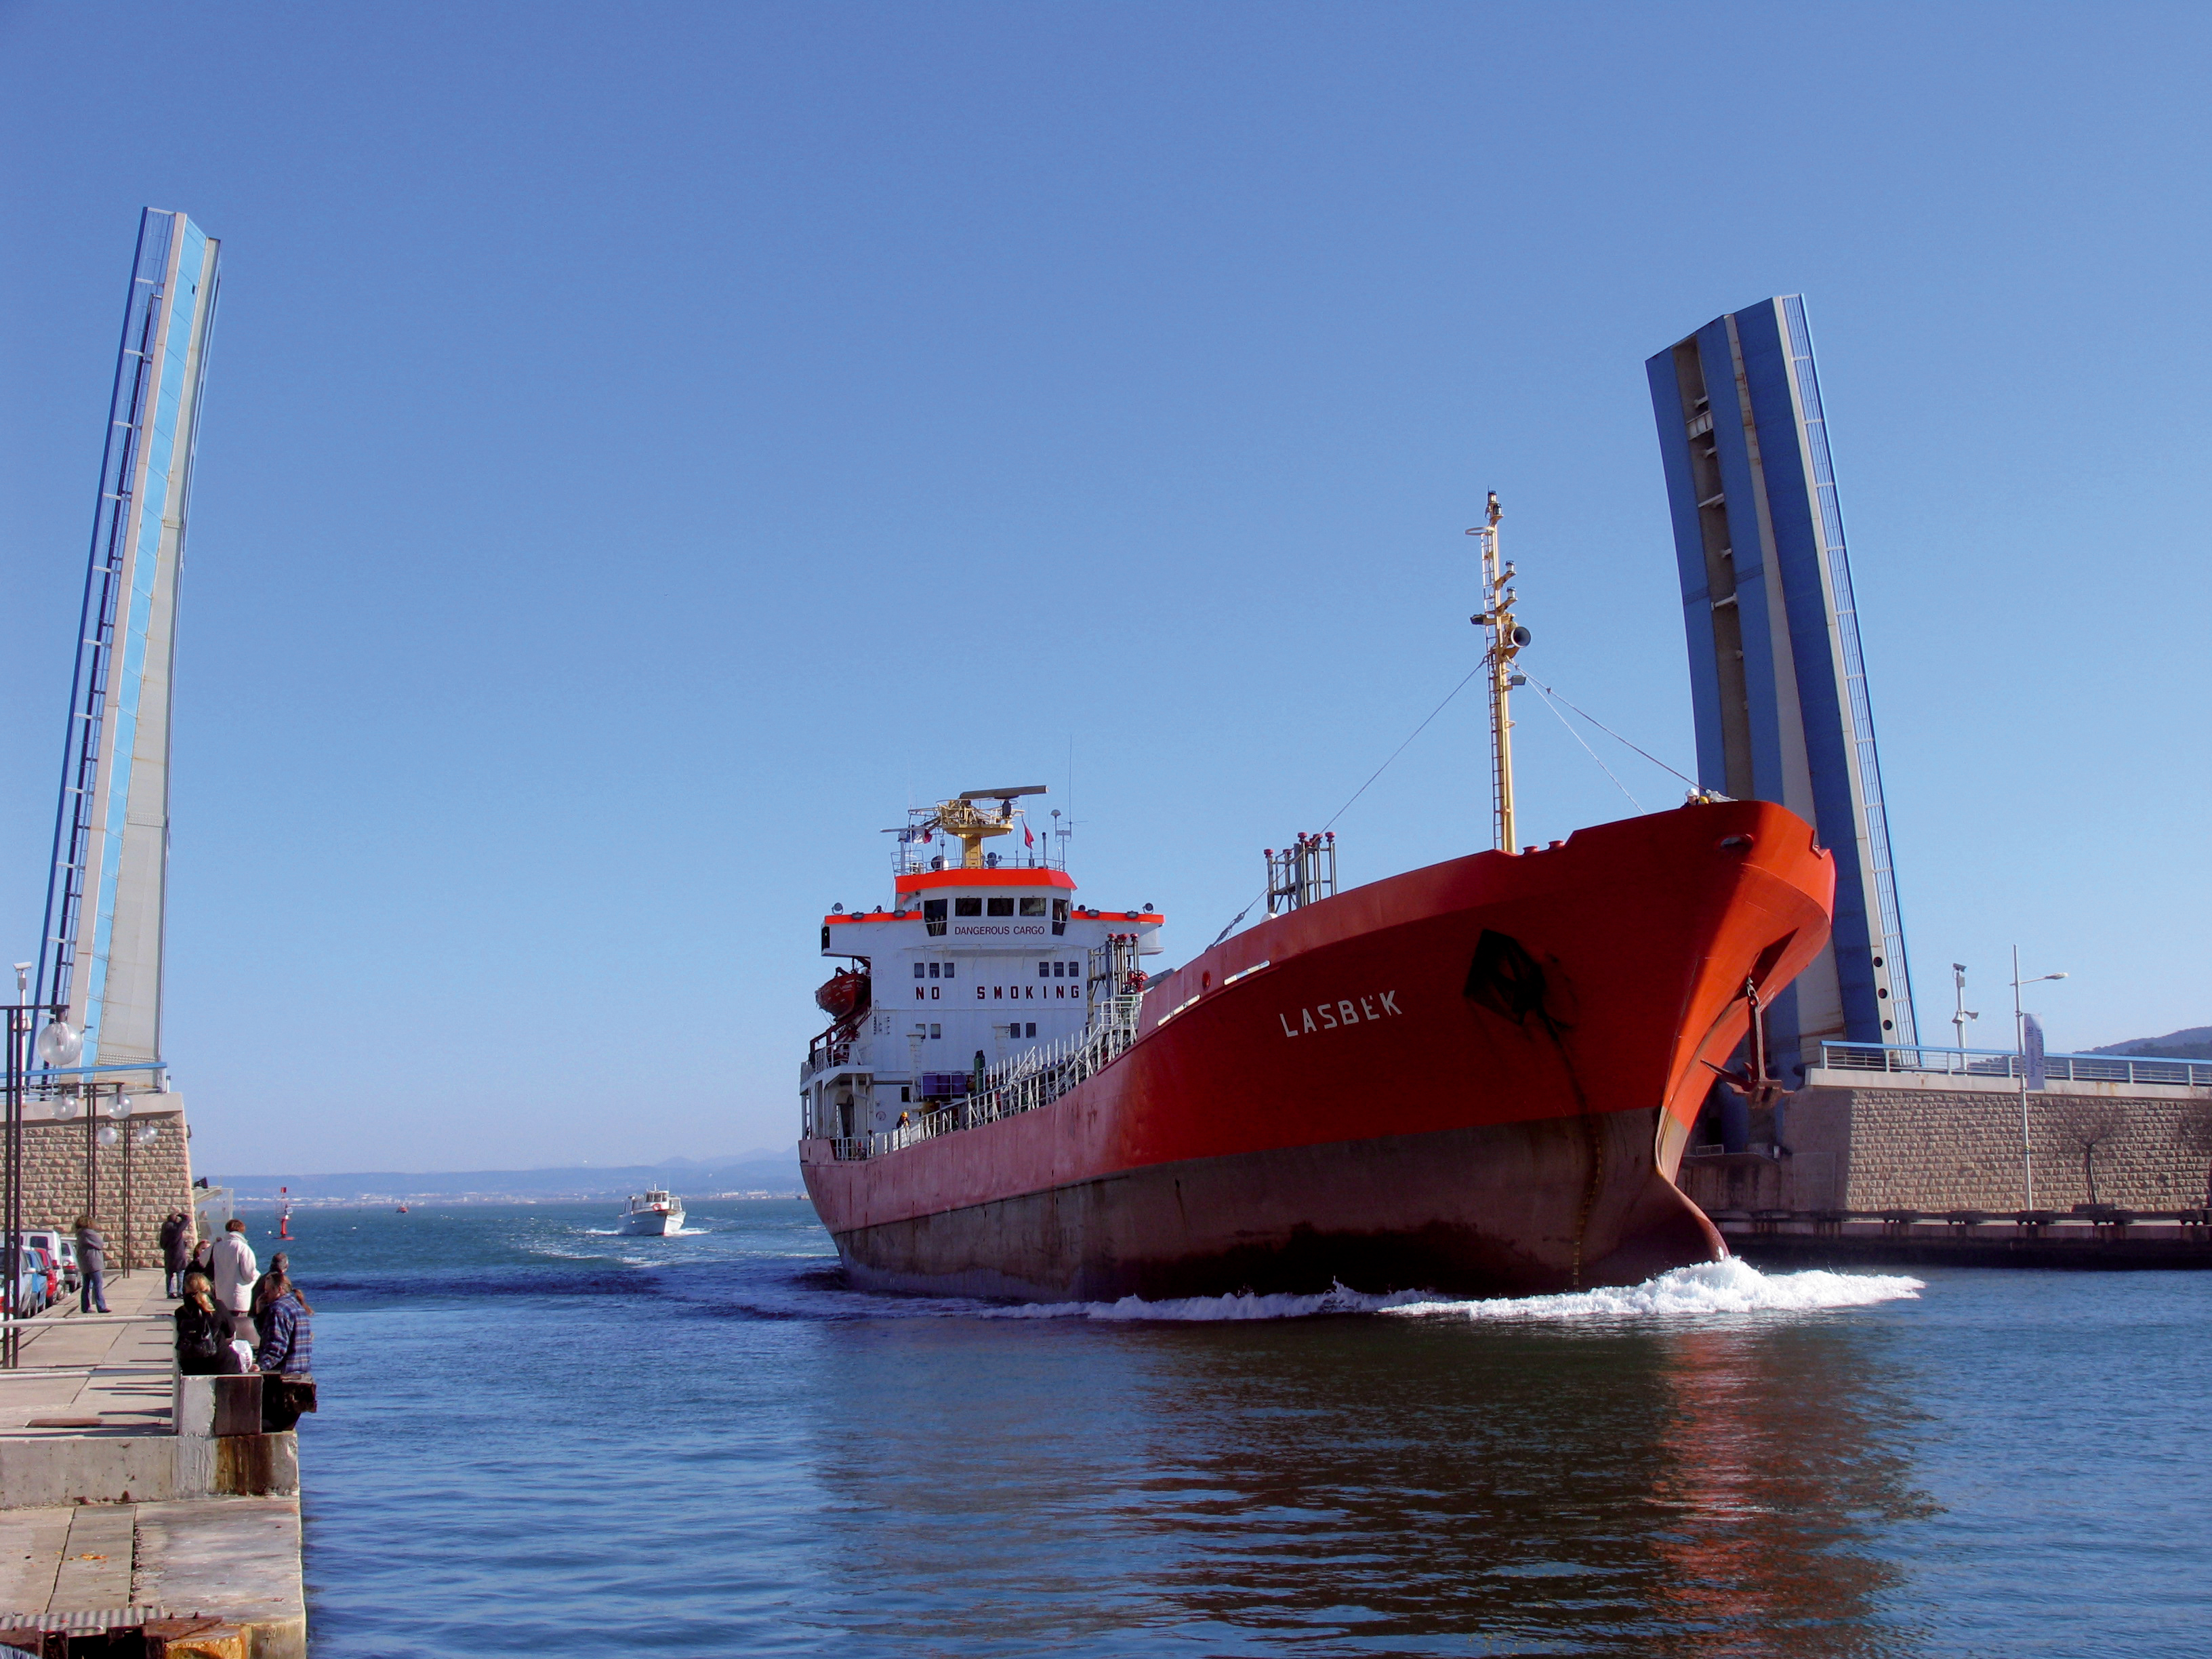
[73,1215,110,1314]
[160,1211,192,1298]
[210,1216,259,1347]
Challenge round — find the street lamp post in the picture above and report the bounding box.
[1950,963,1979,1054]
[4,988,70,1369]
[85,1082,100,1240]
[4,967,23,1368]
[115,1093,134,1273]
[2011,945,2068,1211]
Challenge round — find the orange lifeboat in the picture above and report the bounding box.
[815,968,871,1025]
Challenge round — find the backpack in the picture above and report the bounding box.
[177,1305,224,1363]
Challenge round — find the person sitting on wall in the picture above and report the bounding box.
[252,1255,317,1433]
[73,1215,110,1315]
[252,1254,312,1376]
[173,1270,233,1376]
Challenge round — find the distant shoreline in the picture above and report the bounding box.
[205,1155,804,1206]
[223,1191,808,1209]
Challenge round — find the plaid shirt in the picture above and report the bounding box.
[255,1292,312,1376]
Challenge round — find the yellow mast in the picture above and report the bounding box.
[1468,492,1528,853]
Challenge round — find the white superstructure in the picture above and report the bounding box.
[802,788,1161,1145]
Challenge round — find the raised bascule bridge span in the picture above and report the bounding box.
[6,210,219,1310]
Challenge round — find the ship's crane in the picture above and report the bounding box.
[889,785,1048,869]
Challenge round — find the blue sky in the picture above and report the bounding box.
[3,2,2206,1173]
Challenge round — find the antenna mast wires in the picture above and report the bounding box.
[1469,492,1530,853]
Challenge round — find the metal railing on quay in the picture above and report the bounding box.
[1818,1041,2212,1090]
[1708,1206,2212,1228]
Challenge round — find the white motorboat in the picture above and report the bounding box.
[618,1189,684,1235]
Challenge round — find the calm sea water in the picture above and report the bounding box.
[258,1200,2211,1657]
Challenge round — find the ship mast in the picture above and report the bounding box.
[1469,492,1529,853]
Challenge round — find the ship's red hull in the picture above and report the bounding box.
[802,800,1834,1301]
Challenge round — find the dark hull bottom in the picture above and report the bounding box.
[828,1108,1725,1303]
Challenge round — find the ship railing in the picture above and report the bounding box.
[804,1034,853,1078]
[1819,1040,2212,1090]
[830,989,1147,1162]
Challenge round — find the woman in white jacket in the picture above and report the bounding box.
[209,1217,259,1346]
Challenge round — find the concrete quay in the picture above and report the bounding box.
[0,1272,304,1658]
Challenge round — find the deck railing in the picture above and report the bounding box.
[1819,1040,2212,1090]
[829,937,1147,1160]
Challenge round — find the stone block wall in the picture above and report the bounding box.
[11,1111,197,1269]
[1679,1080,2212,1214]
[1831,1084,2212,1212]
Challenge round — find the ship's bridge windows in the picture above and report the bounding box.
[954,897,983,918]
[1019,897,1048,917]
[986,897,1015,917]
[924,899,947,936]
[1051,898,1068,935]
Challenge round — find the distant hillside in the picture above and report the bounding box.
[2089,1026,2212,1063]
[210,1150,802,1204]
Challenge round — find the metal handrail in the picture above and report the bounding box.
[830,936,1147,1161]
[1819,1040,2212,1089]
[26,1063,169,1083]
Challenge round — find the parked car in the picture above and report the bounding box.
[9,1244,52,1319]
[22,1230,79,1294]
[29,1246,64,1309]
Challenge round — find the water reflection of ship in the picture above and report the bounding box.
[1646,1324,1937,1647]
[799,1313,1933,1650]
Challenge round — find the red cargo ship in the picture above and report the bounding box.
[801,793,1831,1300]
[798,503,1836,1300]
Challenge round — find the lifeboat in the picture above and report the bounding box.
[815,968,871,1024]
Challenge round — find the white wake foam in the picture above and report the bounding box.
[988,1258,1921,1324]
[987,1284,1438,1322]
[1382,1256,1922,1323]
